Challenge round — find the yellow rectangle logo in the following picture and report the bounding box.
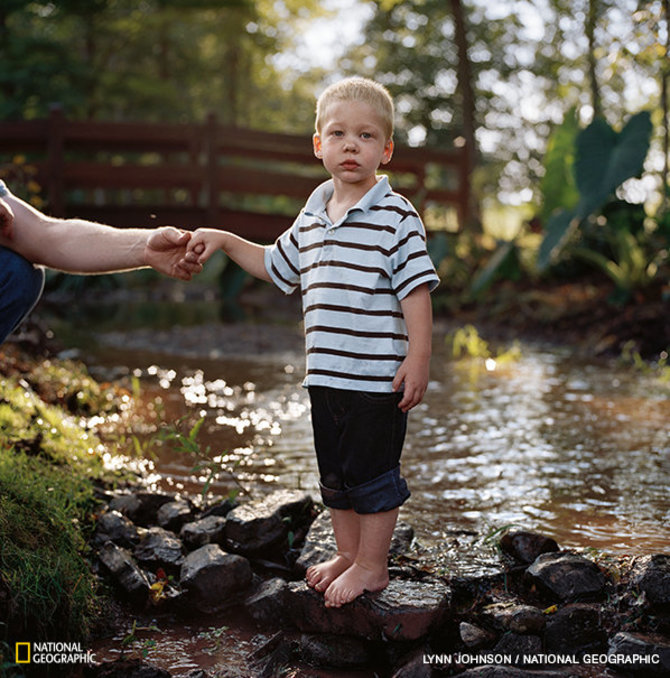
[16,642,31,663]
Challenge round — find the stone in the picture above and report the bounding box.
[180,515,227,549]
[97,541,150,601]
[133,526,184,572]
[481,603,545,635]
[84,657,172,677]
[244,577,290,627]
[458,668,567,677]
[295,510,414,574]
[630,554,670,608]
[109,491,174,526]
[180,543,252,614]
[460,621,497,649]
[94,510,140,548]
[608,631,670,676]
[492,632,542,664]
[298,633,373,669]
[525,552,606,601]
[391,647,434,678]
[544,603,606,656]
[224,490,313,555]
[499,530,559,564]
[157,500,194,532]
[246,631,294,678]
[286,578,450,642]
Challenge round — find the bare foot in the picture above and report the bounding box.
[323,562,389,608]
[305,552,352,592]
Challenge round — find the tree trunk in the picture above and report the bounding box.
[586,0,602,119]
[663,0,669,210]
[450,0,480,231]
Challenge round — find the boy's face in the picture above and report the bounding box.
[313,100,393,189]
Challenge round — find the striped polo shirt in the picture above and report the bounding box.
[264,175,439,392]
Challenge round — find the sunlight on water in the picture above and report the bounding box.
[94,341,669,556]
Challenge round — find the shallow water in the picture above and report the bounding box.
[72,298,669,676]
[87,326,670,557]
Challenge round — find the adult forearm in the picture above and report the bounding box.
[1,192,148,272]
[26,219,149,272]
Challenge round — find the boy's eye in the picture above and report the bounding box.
[361,132,372,139]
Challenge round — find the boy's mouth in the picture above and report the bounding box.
[340,160,360,170]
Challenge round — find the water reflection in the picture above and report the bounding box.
[92,340,669,556]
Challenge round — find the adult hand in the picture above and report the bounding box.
[0,198,14,239]
[144,227,203,280]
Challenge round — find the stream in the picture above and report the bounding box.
[45,293,669,676]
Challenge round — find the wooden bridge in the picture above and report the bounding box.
[1,106,470,241]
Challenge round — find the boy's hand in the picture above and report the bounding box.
[184,228,228,265]
[392,353,429,412]
[0,198,14,239]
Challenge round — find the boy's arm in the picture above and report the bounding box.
[392,283,432,412]
[186,228,271,282]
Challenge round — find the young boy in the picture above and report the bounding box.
[183,77,439,608]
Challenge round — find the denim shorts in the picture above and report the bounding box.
[0,247,45,344]
[308,386,410,514]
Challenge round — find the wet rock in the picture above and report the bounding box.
[94,510,140,548]
[179,543,253,614]
[224,489,313,555]
[286,578,450,642]
[200,498,237,519]
[295,510,414,574]
[630,554,670,608]
[246,631,295,678]
[244,577,291,627]
[481,603,545,635]
[525,552,606,601]
[180,515,227,549]
[391,647,433,678]
[85,658,171,677]
[458,668,567,677]
[499,530,559,565]
[460,621,497,649]
[492,632,542,664]
[109,491,174,526]
[97,541,150,601]
[133,526,184,572]
[157,499,194,532]
[298,632,373,669]
[608,631,670,676]
[544,603,606,656]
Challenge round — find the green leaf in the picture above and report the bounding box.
[470,240,517,297]
[537,209,579,272]
[574,111,652,215]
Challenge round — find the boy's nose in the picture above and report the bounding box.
[343,137,358,151]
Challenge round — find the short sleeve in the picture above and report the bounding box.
[264,217,301,295]
[390,211,440,300]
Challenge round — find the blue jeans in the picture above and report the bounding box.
[0,246,45,343]
[308,386,410,514]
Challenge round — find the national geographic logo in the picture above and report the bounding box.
[15,642,95,666]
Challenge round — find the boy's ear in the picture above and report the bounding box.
[381,138,394,165]
[313,133,323,158]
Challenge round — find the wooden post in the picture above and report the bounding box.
[206,112,219,227]
[47,104,65,216]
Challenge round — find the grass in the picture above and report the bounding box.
[0,367,115,658]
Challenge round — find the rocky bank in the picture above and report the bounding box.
[85,487,670,678]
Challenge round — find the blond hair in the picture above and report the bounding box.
[315,77,394,140]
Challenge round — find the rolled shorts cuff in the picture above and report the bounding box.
[320,466,411,515]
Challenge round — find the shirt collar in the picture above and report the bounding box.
[304,175,391,222]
